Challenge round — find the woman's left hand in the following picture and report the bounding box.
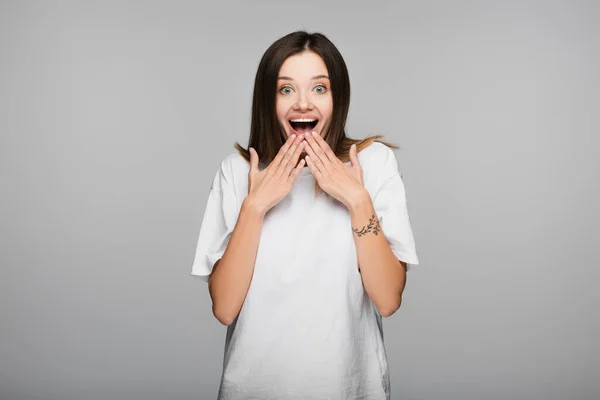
[303,131,367,208]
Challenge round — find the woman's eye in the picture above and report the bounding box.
[314,85,327,94]
[279,86,293,95]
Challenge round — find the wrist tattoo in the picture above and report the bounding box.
[352,214,381,237]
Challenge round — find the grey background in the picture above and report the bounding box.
[1,0,598,399]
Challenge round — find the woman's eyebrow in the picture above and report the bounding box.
[277,75,330,80]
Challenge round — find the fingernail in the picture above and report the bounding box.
[312,131,318,136]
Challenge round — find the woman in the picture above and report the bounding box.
[191,31,419,400]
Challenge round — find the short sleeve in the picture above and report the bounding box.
[190,160,239,281]
[372,149,420,271]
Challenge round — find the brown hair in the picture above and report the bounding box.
[234,31,400,196]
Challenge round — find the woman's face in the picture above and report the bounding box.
[276,50,333,142]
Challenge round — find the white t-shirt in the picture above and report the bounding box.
[191,141,419,400]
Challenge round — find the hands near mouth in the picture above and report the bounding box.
[247,134,306,216]
[302,131,367,209]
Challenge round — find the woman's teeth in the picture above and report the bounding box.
[290,118,317,123]
[289,118,318,135]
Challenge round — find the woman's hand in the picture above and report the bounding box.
[303,131,367,208]
[246,133,306,215]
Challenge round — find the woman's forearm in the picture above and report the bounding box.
[208,196,266,326]
[348,190,407,317]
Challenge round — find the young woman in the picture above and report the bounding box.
[191,31,419,400]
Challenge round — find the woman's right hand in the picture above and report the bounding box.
[246,133,306,215]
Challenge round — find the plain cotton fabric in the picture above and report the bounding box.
[191,141,419,399]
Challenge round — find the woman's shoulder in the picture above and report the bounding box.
[215,151,250,178]
[358,141,398,174]
[208,151,251,196]
[359,140,393,157]
[358,141,401,194]
[213,142,398,187]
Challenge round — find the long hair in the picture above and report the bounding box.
[234,31,399,196]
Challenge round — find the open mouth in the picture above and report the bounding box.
[289,118,318,135]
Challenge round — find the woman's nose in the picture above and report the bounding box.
[294,91,313,110]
